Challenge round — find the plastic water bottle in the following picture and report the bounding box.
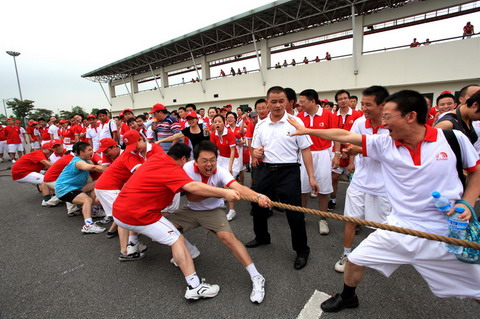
[446,207,469,254]
[431,191,451,214]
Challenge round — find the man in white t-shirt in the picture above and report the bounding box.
[48,120,60,140]
[288,90,480,312]
[96,109,119,143]
[85,114,100,152]
[164,140,271,304]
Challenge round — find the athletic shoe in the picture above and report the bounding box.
[226,210,237,221]
[170,245,200,267]
[11,159,16,163]
[310,192,318,198]
[91,206,106,218]
[319,220,330,235]
[46,196,61,206]
[41,200,49,207]
[185,278,220,300]
[127,241,148,255]
[67,204,81,217]
[98,215,113,225]
[106,231,118,238]
[250,275,265,304]
[334,255,348,273]
[81,223,106,234]
[327,199,336,211]
[118,251,145,262]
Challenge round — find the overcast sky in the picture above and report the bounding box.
[1,0,479,116]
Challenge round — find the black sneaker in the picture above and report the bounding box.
[106,230,118,239]
[321,293,359,312]
[118,251,144,262]
[328,199,336,211]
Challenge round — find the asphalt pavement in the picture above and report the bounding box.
[0,159,478,319]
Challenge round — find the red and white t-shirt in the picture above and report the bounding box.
[183,160,235,210]
[89,153,103,181]
[4,125,22,144]
[39,126,51,141]
[210,128,238,158]
[101,150,123,166]
[297,108,336,151]
[98,119,118,140]
[26,126,39,142]
[59,126,76,146]
[11,150,48,180]
[349,117,389,196]
[0,125,6,141]
[362,126,479,235]
[113,153,193,226]
[95,152,143,190]
[44,153,74,183]
[49,149,68,164]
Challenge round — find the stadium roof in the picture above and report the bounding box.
[82,0,416,82]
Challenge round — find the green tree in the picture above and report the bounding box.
[6,99,35,120]
[29,108,53,120]
[90,108,99,116]
[59,106,87,119]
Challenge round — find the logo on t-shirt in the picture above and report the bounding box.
[436,152,448,161]
[319,122,325,127]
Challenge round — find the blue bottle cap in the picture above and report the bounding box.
[454,207,465,213]
[432,191,440,198]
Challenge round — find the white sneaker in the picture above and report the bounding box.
[127,241,148,255]
[170,245,200,267]
[185,278,220,300]
[334,255,348,273]
[91,206,106,218]
[41,200,49,207]
[226,210,237,221]
[67,203,81,217]
[310,192,318,198]
[250,275,266,304]
[46,196,61,206]
[81,223,106,234]
[319,220,330,235]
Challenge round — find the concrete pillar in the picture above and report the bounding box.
[200,55,210,80]
[260,39,270,71]
[352,11,364,75]
[131,77,138,94]
[109,82,116,98]
[161,67,169,88]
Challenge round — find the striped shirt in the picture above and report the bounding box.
[154,114,181,152]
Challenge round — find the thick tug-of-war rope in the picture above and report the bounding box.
[241,195,480,250]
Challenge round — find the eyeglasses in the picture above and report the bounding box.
[198,158,216,165]
[381,114,403,121]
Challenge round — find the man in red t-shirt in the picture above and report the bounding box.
[463,21,474,39]
[0,122,7,163]
[112,143,240,300]
[4,118,25,162]
[11,142,53,206]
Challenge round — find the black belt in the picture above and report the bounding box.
[263,163,300,171]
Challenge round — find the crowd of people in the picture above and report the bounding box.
[2,83,480,310]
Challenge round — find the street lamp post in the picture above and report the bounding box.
[2,98,15,118]
[6,51,23,101]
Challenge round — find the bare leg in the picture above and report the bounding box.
[331,172,340,197]
[118,226,129,255]
[217,231,253,267]
[72,193,92,219]
[344,261,365,287]
[318,194,328,212]
[343,222,357,249]
[171,235,195,276]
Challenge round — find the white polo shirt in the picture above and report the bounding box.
[98,119,118,140]
[183,160,236,211]
[252,112,312,164]
[48,125,59,139]
[86,125,100,151]
[473,120,480,155]
[350,117,389,196]
[362,126,479,235]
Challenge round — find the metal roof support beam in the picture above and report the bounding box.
[148,64,164,99]
[351,2,362,76]
[253,33,266,87]
[121,76,135,106]
[98,81,112,107]
[190,52,205,93]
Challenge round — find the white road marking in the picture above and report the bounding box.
[61,263,85,275]
[297,290,331,319]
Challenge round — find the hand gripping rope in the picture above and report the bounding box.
[240,195,480,250]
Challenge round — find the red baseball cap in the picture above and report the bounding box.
[323,99,329,103]
[220,107,228,112]
[123,130,141,152]
[86,114,96,119]
[6,118,13,121]
[14,120,21,124]
[440,90,452,95]
[97,138,117,153]
[42,142,53,150]
[32,121,39,125]
[59,119,67,124]
[123,108,134,114]
[119,111,124,118]
[185,111,198,119]
[50,139,62,147]
[226,104,232,107]
[149,103,166,114]
[29,120,35,125]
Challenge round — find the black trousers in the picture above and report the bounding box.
[252,164,309,256]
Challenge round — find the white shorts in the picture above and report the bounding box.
[95,189,120,217]
[300,149,333,194]
[0,140,6,154]
[113,216,181,246]
[41,140,51,146]
[344,187,391,223]
[14,172,44,184]
[8,143,24,153]
[31,141,40,150]
[45,181,56,189]
[162,193,181,213]
[349,229,480,299]
[217,155,240,178]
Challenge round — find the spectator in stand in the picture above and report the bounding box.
[463,21,474,39]
[303,57,309,64]
[230,67,236,76]
[315,56,320,63]
[220,69,226,77]
[424,38,431,45]
[283,60,288,67]
[243,66,247,74]
[325,52,332,61]
[410,38,420,47]
[237,68,242,75]
[291,58,296,66]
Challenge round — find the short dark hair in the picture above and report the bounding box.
[350,95,358,101]
[459,84,480,98]
[267,86,286,98]
[74,113,84,121]
[299,89,319,104]
[284,87,297,103]
[466,90,480,113]
[178,106,186,112]
[208,107,217,114]
[185,103,197,111]
[193,140,218,160]
[255,98,266,107]
[335,89,350,102]
[362,86,390,106]
[127,118,136,125]
[73,142,90,155]
[436,92,455,105]
[213,114,225,123]
[136,114,147,121]
[167,143,192,160]
[226,111,237,121]
[96,109,110,116]
[38,117,46,122]
[385,90,427,124]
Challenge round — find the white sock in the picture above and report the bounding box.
[228,209,236,214]
[184,239,196,254]
[85,218,93,225]
[129,235,138,245]
[343,248,352,256]
[246,263,261,280]
[185,273,201,288]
